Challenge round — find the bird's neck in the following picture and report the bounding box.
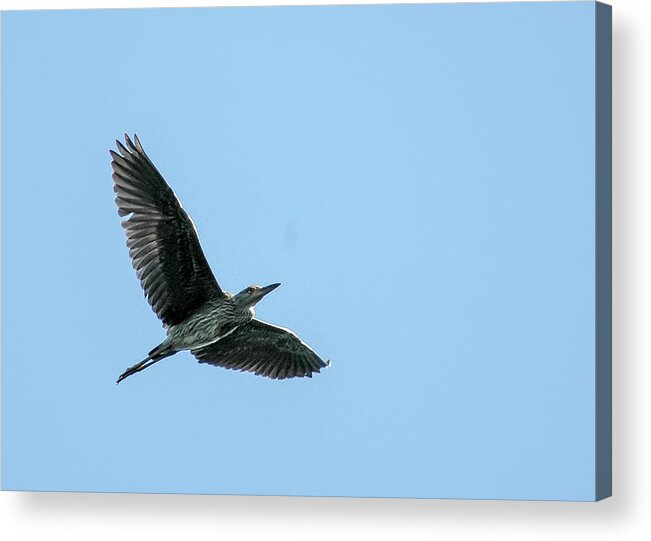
[231,296,256,322]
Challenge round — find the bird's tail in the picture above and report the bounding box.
[116,343,176,384]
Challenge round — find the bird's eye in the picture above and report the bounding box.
[248,286,256,294]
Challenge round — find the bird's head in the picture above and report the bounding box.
[234,283,281,313]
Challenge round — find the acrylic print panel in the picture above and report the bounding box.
[1,1,611,501]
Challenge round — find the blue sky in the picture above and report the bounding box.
[2,2,598,500]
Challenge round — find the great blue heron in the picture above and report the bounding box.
[111,134,329,384]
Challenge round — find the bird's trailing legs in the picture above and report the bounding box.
[117,342,178,384]
[117,356,163,384]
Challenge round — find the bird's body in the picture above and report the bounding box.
[111,134,329,383]
[163,294,248,352]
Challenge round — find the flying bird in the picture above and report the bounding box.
[111,134,329,383]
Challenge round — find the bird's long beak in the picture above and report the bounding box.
[250,283,281,304]
[259,283,281,298]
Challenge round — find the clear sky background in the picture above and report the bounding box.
[2,2,597,500]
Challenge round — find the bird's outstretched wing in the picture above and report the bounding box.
[191,319,330,380]
[111,134,224,327]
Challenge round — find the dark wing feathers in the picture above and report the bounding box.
[111,134,224,327]
[191,319,330,380]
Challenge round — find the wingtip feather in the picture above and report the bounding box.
[116,139,130,157]
[124,133,138,153]
[134,133,144,153]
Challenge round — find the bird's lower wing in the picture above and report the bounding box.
[191,319,330,380]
